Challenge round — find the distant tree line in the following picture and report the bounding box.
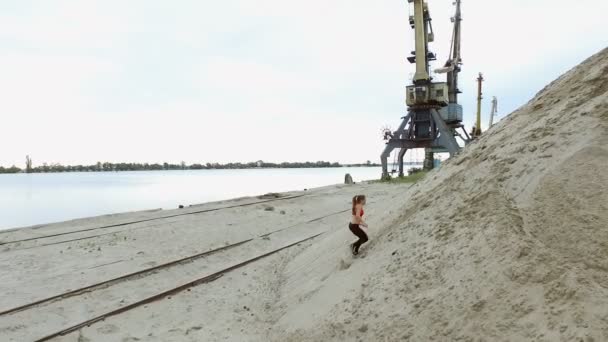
[0,159,380,174]
[345,160,382,167]
[0,165,22,174]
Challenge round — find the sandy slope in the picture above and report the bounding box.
[267,48,608,341]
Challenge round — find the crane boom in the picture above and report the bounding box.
[432,0,464,124]
[412,0,429,82]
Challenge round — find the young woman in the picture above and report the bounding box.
[349,195,368,255]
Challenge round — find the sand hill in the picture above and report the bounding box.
[268,48,608,341]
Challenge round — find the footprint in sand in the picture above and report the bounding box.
[339,259,352,270]
[97,324,120,334]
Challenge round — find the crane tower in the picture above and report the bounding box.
[381,0,469,179]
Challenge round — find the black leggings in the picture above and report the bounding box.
[349,223,368,253]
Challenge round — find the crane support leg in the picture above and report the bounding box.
[381,141,397,180]
[381,113,411,179]
[423,149,434,171]
[381,140,418,179]
[381,110,459,179]
[398,148,408,177]
[431,109,460,156]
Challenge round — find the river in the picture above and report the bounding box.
[0,166,411,230]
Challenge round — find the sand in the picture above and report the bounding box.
[1,47,607,341]
[0,182,412,341]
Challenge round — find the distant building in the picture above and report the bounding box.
[256,160,263,167]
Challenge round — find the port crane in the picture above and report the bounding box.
[381,0,469,179]
[488,96,498,128]
[471,72,484,137]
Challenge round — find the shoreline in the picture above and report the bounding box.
[0,166,391,232]
[0,164,393,175]
[0,180,373,234]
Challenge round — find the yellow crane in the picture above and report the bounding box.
[472,72,484,137]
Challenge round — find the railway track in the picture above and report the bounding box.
[15,220,174,251]
[0,206,350,342]
[1,207,349,317]
[32,232,323,342]
[0,239,251,317]
[15,203,342,251]
[0,194,306,247]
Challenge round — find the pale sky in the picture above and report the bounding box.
[1,0,606,167]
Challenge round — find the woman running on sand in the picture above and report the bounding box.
[349,195,368,255]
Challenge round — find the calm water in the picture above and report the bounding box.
[0,167,392,230]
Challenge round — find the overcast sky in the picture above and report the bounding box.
[1,0,606,167]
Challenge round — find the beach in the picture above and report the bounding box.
[0,182,412,341]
